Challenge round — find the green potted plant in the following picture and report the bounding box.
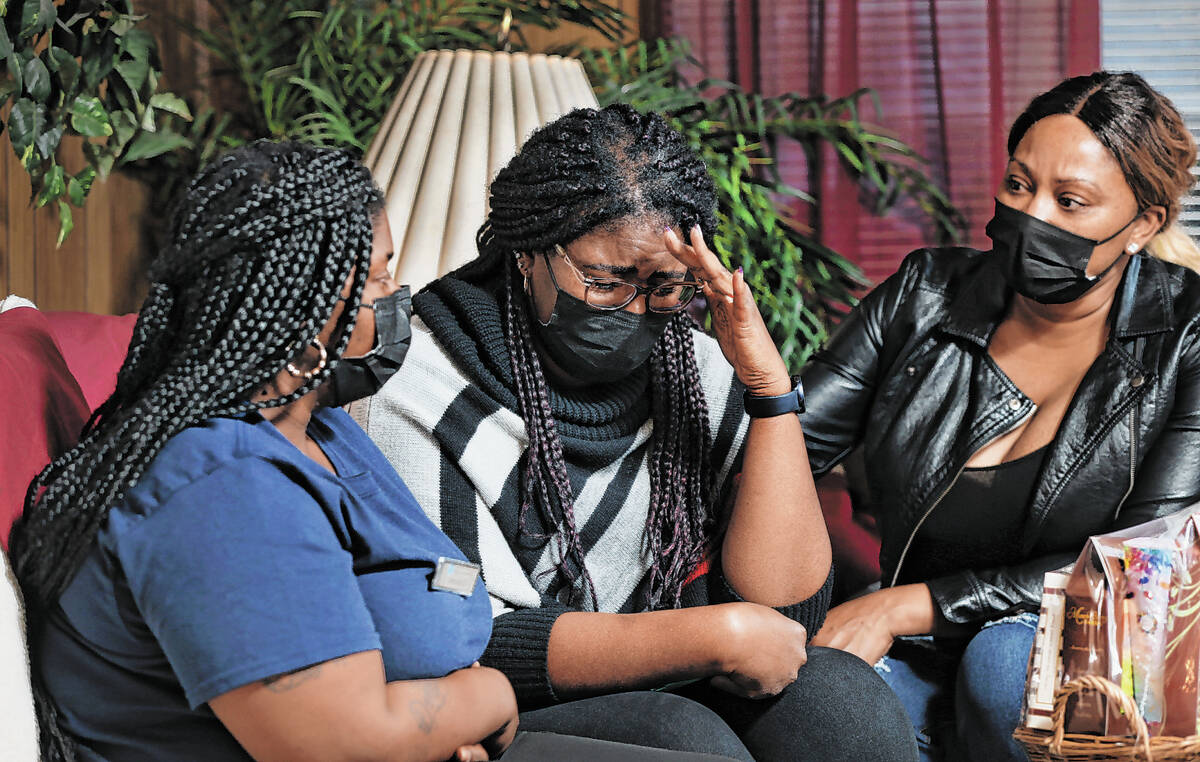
[4,0,965,364]
[180,2,964,366]
[1,0,190,242]
[582,39,965,366]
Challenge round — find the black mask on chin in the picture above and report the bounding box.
[325,286,412,407]
[985,199,1141,304]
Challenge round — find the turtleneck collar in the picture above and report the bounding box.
[413,265,652,443]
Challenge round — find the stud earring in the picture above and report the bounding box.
[1127,243,1139,254]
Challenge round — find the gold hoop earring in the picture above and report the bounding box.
[286,338,328,380]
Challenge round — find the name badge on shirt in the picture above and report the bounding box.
[430,557,481,596]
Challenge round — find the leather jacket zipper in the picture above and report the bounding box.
[1113,339,1146,520]
[888,405,1036,588]
[1113,403,1139,520]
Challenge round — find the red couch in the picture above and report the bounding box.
[0,305,881,586]
[0,307,135,548]
[0,299,882,757]
[0,302,135,757]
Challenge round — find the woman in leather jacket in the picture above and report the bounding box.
[805,71,1200,761]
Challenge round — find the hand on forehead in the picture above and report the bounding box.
[563,219,691,283]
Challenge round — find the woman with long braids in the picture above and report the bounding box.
[361,104,917,760]
[10,141,530,762]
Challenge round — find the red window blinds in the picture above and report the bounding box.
[657,0,1101,286]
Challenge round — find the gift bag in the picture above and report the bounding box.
[1021,506,1200,739]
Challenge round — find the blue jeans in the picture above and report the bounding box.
[874,612,1037,762]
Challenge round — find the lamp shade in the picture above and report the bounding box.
[365,50,598,291]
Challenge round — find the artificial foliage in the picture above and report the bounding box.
[0,0,190,242]
[583,40,965,366]
[182,3,964,367]
[1,0,966,364]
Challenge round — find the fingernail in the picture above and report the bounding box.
[736,266,743,275]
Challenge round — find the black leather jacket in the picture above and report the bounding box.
[800,246,1200,624]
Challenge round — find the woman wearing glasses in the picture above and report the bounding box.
[358,104,916,761]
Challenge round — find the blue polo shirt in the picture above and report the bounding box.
[38,407,491,761]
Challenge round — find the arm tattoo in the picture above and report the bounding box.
[409,682,447,734]
[261,664,323,693]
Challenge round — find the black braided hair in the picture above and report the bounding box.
[10,140,383,760]
[470,104,719,610]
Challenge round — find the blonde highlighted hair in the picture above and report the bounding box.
[1146,223,1200,273]
[1011,71,1200,272]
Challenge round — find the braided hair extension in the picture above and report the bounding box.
[472,104,720,609]
[10,141,382,760]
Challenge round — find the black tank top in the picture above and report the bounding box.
[895,444,1050,586]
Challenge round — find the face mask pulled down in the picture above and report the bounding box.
[985,199,1140,305]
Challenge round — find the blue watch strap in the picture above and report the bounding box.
[742,375,805,418]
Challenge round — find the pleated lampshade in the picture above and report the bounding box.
[364,50,598,290]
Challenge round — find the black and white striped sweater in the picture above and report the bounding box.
[356,272,832,706]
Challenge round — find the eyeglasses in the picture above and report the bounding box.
[545,245,698,313]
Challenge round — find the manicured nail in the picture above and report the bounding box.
[736,266,743,275]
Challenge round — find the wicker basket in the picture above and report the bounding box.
[1014,675,1200,761]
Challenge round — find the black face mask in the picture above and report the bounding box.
[532,283,672,385]
[986,199,1140,305]
[325,286,412,407]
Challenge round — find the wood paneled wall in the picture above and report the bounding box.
[0,0,208,315]
[0,1,638,316]
[1,136,152,315]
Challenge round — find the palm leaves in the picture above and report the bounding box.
[125,1,626,238]
[161,6,963,367]
[186,0,627,150]
[584,39,965,367]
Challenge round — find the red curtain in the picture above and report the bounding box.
[657,0,1101,285]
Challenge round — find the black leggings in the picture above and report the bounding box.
[518,647,919,762]
[501,730,745,761]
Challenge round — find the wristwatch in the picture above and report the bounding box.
[743,375,805,418]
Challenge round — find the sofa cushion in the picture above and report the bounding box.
[42,311,136,413]
[0,297,52,760]
[0,306,90,549]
